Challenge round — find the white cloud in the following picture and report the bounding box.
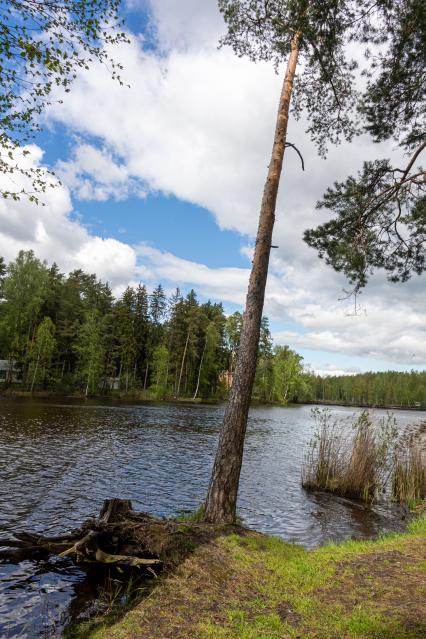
[274,300,426,366]
[45,31,281,235]
[309,366,361,377]
[0,146,137,289]
[140,0,225,51]
[0,148,424,367]
[56,144,147,201]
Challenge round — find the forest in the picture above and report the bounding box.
[0,250,424,408]
[0,250,308,402]
[308,371,426,409]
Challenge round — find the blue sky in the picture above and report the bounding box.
[0,0,424,375]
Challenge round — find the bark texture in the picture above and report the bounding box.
[203,35,300,524]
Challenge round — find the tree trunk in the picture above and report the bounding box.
[30,351,40,394]
[143,363,149,390]
[176,329,190,398]
[193,338,207,400]
[203,34,300,524]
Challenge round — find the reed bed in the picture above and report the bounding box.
[302,409,399,503]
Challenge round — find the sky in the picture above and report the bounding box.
[0,0,424,376]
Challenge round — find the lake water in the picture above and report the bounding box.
[0,398,423,638]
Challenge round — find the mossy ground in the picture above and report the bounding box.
[78,515,426,639]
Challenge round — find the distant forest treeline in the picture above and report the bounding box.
[0,250,308,402]
[0,251,424,408]
[308,371,426,409]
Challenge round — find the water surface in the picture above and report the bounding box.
[0,399,422,637]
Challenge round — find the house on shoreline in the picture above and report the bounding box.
[0,360,23,384]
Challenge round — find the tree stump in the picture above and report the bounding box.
[0,499,161,569]
[0,499,228,571]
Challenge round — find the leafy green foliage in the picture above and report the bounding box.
[74,310,105,396]
[0,250,256,397]
[1,250,48,364]
[0,250,312,400]
[217,0,383,155]
[151,344,169,399]
[0,0,128,201]
[28,316,56,391]
[304,0,425,288]
[359,0,426,150]
[304,158,426,287]
[1,250,423,404]
[271,344,307,403]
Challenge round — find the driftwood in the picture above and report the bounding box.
[0,499,232,573]
[0,499,174,570]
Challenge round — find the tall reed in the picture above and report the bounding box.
[302,409,397,502]
[392,440,426,507]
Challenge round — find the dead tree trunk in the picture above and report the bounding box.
[203,34,300,524]
[193,337,207,400]
[176,329,190,398]
[30,350,40,393]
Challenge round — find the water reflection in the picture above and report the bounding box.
[0,398,422,637]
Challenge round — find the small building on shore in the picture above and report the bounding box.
[219,370,233,389]
[0,360,23,384]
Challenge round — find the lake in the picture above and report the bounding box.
[0,398,423,638]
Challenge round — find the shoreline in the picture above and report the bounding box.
[1,389,425,412]
[303,399,426,412]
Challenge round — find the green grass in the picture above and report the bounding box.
[175,504,206,523]
[81,513,426,639]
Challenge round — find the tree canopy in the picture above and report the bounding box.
[218,0,375,156]
[0,0,127,201]
[304,0,425,290]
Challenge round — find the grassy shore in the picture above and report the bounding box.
[73,513,426,639]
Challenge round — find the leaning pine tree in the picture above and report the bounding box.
[203,0,381,524]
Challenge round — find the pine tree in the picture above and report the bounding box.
[205,0,374,523]
[305,1,425,290]
[134,284,149,381]
[116,287,137,391]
